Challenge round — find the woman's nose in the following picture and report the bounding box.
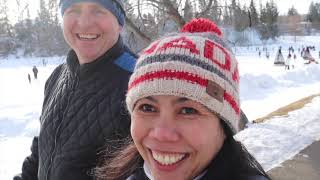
[149,115,180,142]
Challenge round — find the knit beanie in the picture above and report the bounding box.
[126,18,240,133]
[59,0,125,26]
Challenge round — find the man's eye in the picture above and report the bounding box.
[66,8,80,14]
[180,107,198,114]
[93,9,106,15]
[139,104,156,112]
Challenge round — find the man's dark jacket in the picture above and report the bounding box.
[14,38,136,180]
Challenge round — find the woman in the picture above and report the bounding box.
[96,18,270,180]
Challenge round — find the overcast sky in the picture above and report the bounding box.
[6,0,316,23]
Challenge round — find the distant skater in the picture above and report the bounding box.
[285,53,292,70]
[274,46,285,65]
[42,59,46,67]
[28,74,31,84]
[32,66,38,79]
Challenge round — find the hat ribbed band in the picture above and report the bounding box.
[59,0,125,26]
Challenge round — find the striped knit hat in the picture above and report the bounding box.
[126,18,240,133]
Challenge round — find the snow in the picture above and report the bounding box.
[238,56,320,120]
[1,36,320,179]
[235,97,320,171]
[0,57,64,179]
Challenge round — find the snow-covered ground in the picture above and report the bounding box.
[1,37,320,179]
[0,57,65,179]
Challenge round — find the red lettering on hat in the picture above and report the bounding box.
[204,40,231,71]
[158,37,200,55]
[143,40,160,55]
[232,64,239,83]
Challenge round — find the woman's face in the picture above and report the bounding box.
[131,95,226,180]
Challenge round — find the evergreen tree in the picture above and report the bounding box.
[38,0,51,26]
[48,0,59,21]
[232,1,250,31]
[288,5,299,16]
[231,0,237,24]
[0,0,13,37]
[222,1,232,26]
[211,0,221,24]
[183,0,193,21]
[198,0,221,24]
[14,7,36,55]
[32,0,68,56]
[307,2,320,22]
[249,0,259,27]
[307,2,320,29]
[259,0,279,39]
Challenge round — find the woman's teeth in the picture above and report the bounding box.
[152,151,186,165]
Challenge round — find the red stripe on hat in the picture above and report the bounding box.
[128,70,208,90]
[129,70,240,115]
[224,92,240,115]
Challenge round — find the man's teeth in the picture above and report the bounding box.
[152,151,186,165]
[78,34,99,40]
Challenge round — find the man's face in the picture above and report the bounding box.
[62,2,122,64]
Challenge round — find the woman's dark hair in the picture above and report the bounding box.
[95,120,270,180]
[202,120,271,179]
[95,137,143,180]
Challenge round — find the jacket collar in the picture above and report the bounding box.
[142,162,206,180]
[66,37,125,79]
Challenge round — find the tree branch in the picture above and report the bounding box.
[196,0,214,18]
[147,0,186,27]
[125,16,152,43]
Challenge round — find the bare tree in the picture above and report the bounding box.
[124,0,222,51]
[0,0,13,37]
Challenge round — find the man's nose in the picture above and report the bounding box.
[77,12,93,27]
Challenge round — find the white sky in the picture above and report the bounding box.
[275,0,313,15]
[5,0,316,24]
[243,0,316,15]
[7,0,41,23]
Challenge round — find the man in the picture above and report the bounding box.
[14,0,136,179]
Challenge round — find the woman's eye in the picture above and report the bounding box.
[139,104,156,112]
[180,107,198,114]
